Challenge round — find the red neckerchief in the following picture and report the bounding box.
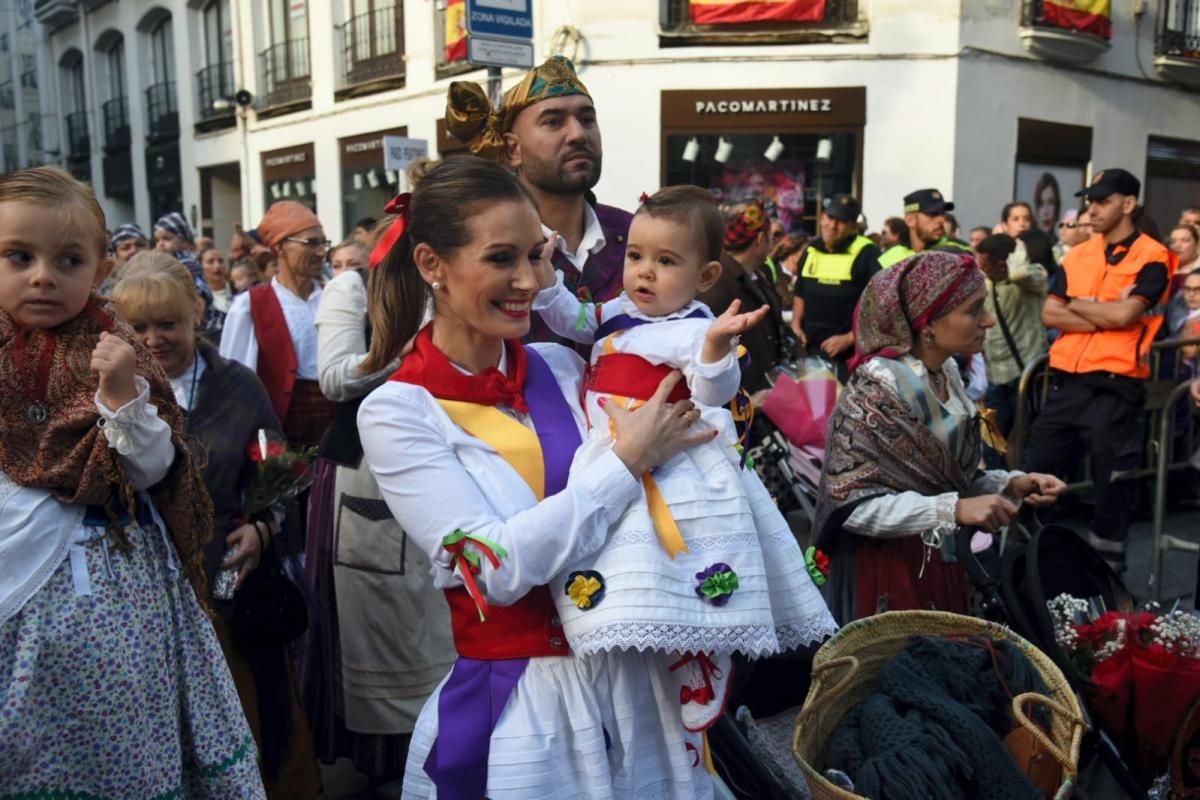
[390,324,530,414]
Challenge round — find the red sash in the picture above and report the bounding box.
[587,352,692,403]
[248,284,299,422]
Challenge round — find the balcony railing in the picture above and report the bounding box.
[1018,0,1111,63]
[64,110,89,158]
[196,61,236,123]
[338,5,405,93]
[660,0,861,43]
[145,81,179,141]
[1157,0,1200,57]
[101,96,130,152]
[259,38,311,111]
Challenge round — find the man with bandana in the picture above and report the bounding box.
[446,57,632,353]
[699,201,791,392]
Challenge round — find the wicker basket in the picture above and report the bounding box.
[792,611,1084,800]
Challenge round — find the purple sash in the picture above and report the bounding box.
[593,307,709,341]
[423,346,582,799]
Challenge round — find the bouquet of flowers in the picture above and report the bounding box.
[1049,595,1200,779]
[243,429,317,515]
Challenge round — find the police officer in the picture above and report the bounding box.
[879,188,971,268]
[790,194,881,377]
[1023,168,1172,570]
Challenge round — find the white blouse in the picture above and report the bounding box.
[219,277,322,380]
[315,270,395,402]
[843,356,1019,538]
[357,343,642,606]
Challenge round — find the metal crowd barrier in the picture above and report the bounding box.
[1008,337,1200,601]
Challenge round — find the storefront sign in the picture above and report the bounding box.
[340,127,408,171]
[262,143,315,181]
[662,87,866,133]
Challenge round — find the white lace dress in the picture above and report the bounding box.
[534,278,838,657]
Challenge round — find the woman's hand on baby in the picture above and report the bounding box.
[92,332,139,411]
[603,370,718,476]
[701,299,770,363]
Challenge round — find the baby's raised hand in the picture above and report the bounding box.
[702,299,770,363]
[91,332,139,411]
[535,232,560,292]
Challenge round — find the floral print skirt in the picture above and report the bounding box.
[0,503,265,799]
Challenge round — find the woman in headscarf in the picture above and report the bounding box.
[813,251,1067,623]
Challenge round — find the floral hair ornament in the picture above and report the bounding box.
[638,192,650,204]
[369,192,412,270]
[565,570,605,610]
[805,546,830,587]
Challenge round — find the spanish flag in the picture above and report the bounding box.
[1040,0,1112,39]
[445,0,467,62]
[689,0,826,24]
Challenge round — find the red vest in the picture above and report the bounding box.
[248,284,299,422]
[444,586,568,660]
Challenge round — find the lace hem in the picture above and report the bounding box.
[568,621,794,657]
[95,376,158,456]
[776,613,839,652]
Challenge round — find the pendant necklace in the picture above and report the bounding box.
[12,329,56,425]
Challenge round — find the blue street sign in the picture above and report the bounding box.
[466,0,533,42]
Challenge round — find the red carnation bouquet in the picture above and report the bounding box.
[1049,596,1200,780]
[243,429,317,515]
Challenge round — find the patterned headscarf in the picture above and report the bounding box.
[850,251,984,372]
[154,212,194,245]
[110,223,149,247]
[724,202,768,250]
[446,56,590,161]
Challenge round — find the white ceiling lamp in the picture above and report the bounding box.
[270,182,281,200]
[353,172,364,190]
[681,137,700,163]
[385,168,399,185]
[764,136,784,162]
[714,137,733,164]
[294,180,307,196]
[366,168,380,189]
[281,180,291,197]
[816,138,833,163]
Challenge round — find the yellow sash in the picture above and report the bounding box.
[436,399,546,500]
[598,333,689,560]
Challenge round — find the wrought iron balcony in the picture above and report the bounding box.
[33,0,79,28]
[1018,0,1111,64]
[259,39,311,112]
[196,61,236,125]
[64,110,89,158]
[145,81,179,141]
[337,5,405,95]
[1155,0,1200,87]
[101,96,130,153]
[659,0,863,44]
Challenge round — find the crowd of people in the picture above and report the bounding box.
[2,53,1199,800]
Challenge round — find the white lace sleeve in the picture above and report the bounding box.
[843,490,959,541]
[95,376,174,490]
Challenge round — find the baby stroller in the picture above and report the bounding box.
[956,523,1150,799]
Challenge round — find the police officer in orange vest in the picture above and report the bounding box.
[1024,168,1173,569]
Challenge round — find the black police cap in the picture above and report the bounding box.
[903,188,954,216]
[1075,168,1141,201]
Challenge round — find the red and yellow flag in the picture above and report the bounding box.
[689,0,826,24]
[1041,0,1112,39]
[445,0,467,62]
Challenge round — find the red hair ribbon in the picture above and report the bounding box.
[638,192,650,204]
[369,192,413,269]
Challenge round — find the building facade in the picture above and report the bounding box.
[29,0,1200,247]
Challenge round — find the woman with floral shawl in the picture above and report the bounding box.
[813,251,1067,623]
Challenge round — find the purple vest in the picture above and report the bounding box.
[528,202,632,356]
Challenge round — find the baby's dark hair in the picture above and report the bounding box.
[636,185,724,263]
